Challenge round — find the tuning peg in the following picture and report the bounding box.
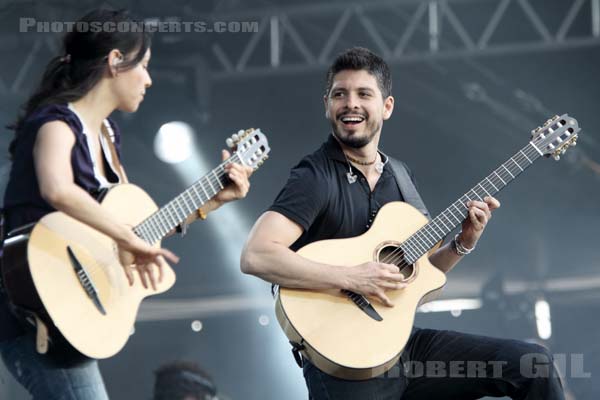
[232,133,240,143]
[552,115,560,121]
[226,138,235,148]
[553,154,560,161]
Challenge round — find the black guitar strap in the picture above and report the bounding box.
[386,157,431,220]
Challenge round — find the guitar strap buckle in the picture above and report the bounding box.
[289,341,305,368]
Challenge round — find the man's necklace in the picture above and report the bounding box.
[344,153,385,183]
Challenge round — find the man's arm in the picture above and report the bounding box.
[241,211,406,306]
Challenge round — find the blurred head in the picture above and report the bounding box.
[153,361,218,400]
[323,47,394,149]
[9,8,152,154]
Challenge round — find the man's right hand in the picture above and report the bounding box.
[343,261,407,307]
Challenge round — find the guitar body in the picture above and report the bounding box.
[275,202,447,380]
[1,184,176,359]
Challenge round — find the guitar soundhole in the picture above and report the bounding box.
[376,243,416,283]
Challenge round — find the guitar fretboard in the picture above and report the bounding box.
[401,142,543,263]
[132,153,242,243]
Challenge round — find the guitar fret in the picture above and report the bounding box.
[403,241,420,261]
[140,224,153,243]
[501,164,514,178]
[178,194,190,216]
[452,203,465,219]
[440,213,454,228]
[183,189,196,208]
[493,171,506,185]
[486,177,499,191]
[191,185,204,205]
[436,216,450,231]
[198,183,210,201]
[529,141,544,156]
[183,191,195,213]
[422,224,440,243]
[448,209,462,224]
[164,202,178,227]
[519,149,532,163]
[469,189,483,201]
[205,176,217,196]
[213,170,224,189]
[154,215,168,235]
[510,158,524,172]
[478,183,491,197]
[430,218,444,236]
[410,236,427,254]
[172,197,186,218]
[147,220,161,240]
[424,228,439,245]
[417,230,434,247]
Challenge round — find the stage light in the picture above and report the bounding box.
[191,320,203,332]
[154,121,194,163]
[258,315,270,326]
[418,298,482,313]
[535,299,552,340]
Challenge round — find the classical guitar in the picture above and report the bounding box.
[275,115,580,380]
[1,128,270,359]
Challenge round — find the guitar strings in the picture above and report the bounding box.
[136,152,246,243]
[378,148,535,269]
[377,144,540,272]
[379,144,539,268]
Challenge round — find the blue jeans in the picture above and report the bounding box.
[303,328,565,400]
[0,333,109,400]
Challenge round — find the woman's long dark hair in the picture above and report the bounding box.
[8,8,151,156]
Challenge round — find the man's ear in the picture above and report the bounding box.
[324,95,330,119]
[383,96,394,120]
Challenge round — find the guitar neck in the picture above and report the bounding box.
[132,153,242,244]
[402,142,543,263]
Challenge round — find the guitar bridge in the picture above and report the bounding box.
[341,289,383,321]
[66,246,106,315]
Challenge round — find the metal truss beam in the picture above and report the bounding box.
[202,0,600,80]
[2,0,599,87]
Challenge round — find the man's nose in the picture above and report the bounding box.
[345,92,360,109]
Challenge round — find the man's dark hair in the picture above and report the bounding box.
[153,361,217,400]
[324,47,392,98]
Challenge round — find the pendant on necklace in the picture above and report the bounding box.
[346,171,357,184]
[375,161,384,174]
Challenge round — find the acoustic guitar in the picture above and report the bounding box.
[275,115,580,380]
[1,128,270,359]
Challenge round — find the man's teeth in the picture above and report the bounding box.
[341,116,365,123]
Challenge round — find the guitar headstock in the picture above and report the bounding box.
[226,128,271,170]
[531,114,580,161]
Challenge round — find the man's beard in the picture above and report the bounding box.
[330,119,379,149]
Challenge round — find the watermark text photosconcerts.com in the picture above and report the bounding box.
[19,18,260,34]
